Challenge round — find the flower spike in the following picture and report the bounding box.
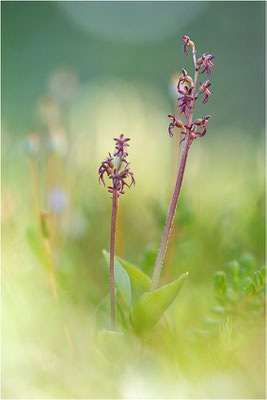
[151,35,215,290]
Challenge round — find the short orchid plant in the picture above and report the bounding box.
[97,35,215,341]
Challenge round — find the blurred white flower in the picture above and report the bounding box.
[48,186,69,214]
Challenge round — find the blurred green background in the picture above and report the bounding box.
[2,1,265,399]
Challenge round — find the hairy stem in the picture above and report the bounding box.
[151,70,199,290]
[110,189,118,330]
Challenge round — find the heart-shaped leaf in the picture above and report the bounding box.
[117,256,151,303]
[131,272,188,336]
[102,250,131,307]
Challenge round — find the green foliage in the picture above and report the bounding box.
[117,255,151,304]
[193,254,265,344]
[101,251,188,336]
[93,294,128,333]
[212,253,265,318]
[140,243,157,277]
[209,316,235,368]
[130,272,188,336]
[102,250,131,307]
[214,271,227,296]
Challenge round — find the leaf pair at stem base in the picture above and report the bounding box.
[102,250,188,336]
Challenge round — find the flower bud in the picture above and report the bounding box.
[192,118,203,126]
[188,40,195,48]
[175,119,185,130]
[184,75,193,86]
[181,68,193,86]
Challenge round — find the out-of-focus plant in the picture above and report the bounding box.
[192,253,265,342]
[213,253,265,319]
[24,95,75,354]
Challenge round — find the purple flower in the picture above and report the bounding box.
[114,134,130,158]
[98,153,114,186]
[191,115,212,138]
[108,165,135,196]
[198,53,215,78]
[182,35,194,56]
[98,136,135,197]
[168,115,185,137]
[177,69,193,94]
[178,86,193,118]
[199,81,212,104]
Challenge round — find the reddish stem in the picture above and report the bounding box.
[110,189,118,330]
[151,70,199,290]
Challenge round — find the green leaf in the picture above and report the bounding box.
[214,271,227,296]
[253,270,263,287]
[260,266,266,282]
[117,256,151,303]
[102,250,131,307]
[240,253,256,276]
[93,294,128,334]
[131,272,188,336]
[227,261,240,291]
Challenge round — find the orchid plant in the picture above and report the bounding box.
[97,35,215,342]
[98,134,135,330]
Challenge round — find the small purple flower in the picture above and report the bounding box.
[98,135,135,197]
[168,115,185,137]
[108,165,135,196]
[191,115,212,138]
[199,81,212,104]
[198,53,215,78]
[178,86,193,118]
[114,134,130,158]
[98,153,114,186]
[177,68,193,95]
[182,35,194,56]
